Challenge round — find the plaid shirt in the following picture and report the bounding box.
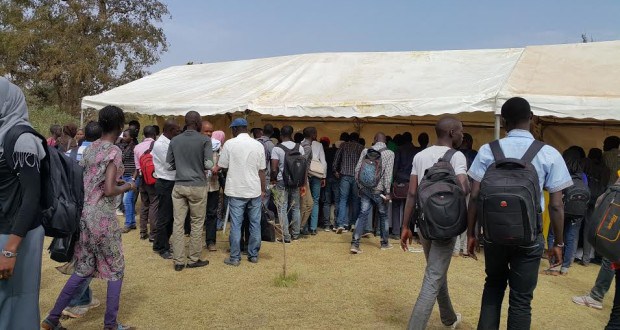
[354,142,394,194]
[333,141,364,177]
[603,149,620,185]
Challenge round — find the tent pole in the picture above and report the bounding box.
[494,114,501,140]
[80,108,84,129]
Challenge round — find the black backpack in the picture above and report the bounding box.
[479,140,544,246]
[278,143,307,188]
[587,184,620,262]
[357,148,385,189]
[564,174,591,218]
[4,125,84,238]
[417,149,467,240]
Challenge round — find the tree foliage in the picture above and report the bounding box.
[0,0,169,114]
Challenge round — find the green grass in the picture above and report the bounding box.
[273,271,299,287]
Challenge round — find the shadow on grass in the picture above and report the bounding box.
[273,272,299,288]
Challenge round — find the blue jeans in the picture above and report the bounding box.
[351,192,389,246]
[547,217,582,272]
[309,176,322,231]
[275,183,301,241]
[591,258,614,302]
[337,176,360,228]
[322,177,340,227]
[228,196,262,261]
[68,278,92,307]
[122,175,137,227]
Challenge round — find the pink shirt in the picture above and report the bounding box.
[133,138,155,171]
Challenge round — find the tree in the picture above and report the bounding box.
[0,0,169,115]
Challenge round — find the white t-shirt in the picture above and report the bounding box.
[218,133,266,198]
[271,141,305,182]
[411,145,467,184]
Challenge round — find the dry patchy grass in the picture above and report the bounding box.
[39,219,612,329]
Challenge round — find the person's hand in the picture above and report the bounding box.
[0,254,16,281]
[116,179,126,186]
[467,235,478,261]
[261,191,266,200]
[549,245,564,268]
[211,165,220,175]
[384,194,392,201]
[321,179,326,188]
[300,186,307,197]
[400,228,413,252]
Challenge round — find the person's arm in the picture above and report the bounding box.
[400,175,418,251]
[271,159,279,183]
[104,161,135,197]
[259,169,266,198]
[467,180,481,259]
[333,147,343,178]
[547,191,565,268]
[166,142,176,171]
[383,152,395,198]
[0,164,41,280]
[203,139,214,170]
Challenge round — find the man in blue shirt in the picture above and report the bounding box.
[466,97,572,329]
[66,121,101,162]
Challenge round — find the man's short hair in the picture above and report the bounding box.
[603,136,620,151]
[128,120,141,130]
[402,132,413,144]
[84,121,102,142]
[501,97,532,127]
[281,125,293,137]
[303,127,316,138]
[349,132,360,141]
[340,132,350,142]
[143,125,157,138]
[263,124,274,136]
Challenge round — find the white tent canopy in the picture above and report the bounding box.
[82,41,620,121]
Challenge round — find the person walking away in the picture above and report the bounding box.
[202,121,220,252]
[304,127,326,235]
[61,121,103,319]
[333,132,364,233]
[350,132,395,253]
[581,148,611,266]
[299,128,315,234]
[454,132,478,257]
[392,132,417,239]
[400,117,469,329]
[271,126,305,242]
[42,105,136,330]
[167,111,213,271]
[215,118,266,265]
[151,120,181,260]
[133,126,159,241]
[321,137,340,231]
[466,97,572,329]
[0,78,47,329]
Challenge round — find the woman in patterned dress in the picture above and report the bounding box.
[42,105,136,330]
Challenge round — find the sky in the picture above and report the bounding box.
[149,0,620,72]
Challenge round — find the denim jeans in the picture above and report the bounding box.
[122,174,137,228]
[606,269,620,329]
[351,192,389,247]
[322,177,340,227]
[547,217,582,271]
[67,278,92,307]
[337,175,359,228]
[408,235,458,330]
[478,235,544,330]
[274,183,301,241]
[228,196,262,261]
[309,176,322,231]
[591,258,614,302]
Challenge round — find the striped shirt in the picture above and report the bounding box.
[333,141,364,177]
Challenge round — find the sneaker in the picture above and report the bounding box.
[336,227,344,234]
[121,227,132,234]
[445,312,462,329]
[207,244,217,252]
[248,257,258,263]
[276,238,291,244]
[139,233,148,240]
[160,251,173,259]
[324,227,332,232]
[187,260,210,268]
[62,306,89,318]
[310,230,317,235]
[350,245,362,254]
[115,210,123,216]
[86,297,101,309]
[381,244,394,250]
[104,324,135,330]
[572,295,603,310]
[224,258,241,267]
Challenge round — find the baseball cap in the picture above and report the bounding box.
[230,118,248,128]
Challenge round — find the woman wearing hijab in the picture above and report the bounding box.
[42,105,135,330]
[0,78,47,329]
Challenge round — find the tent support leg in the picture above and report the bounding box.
[494,114,501,140]
[80,108,84,129]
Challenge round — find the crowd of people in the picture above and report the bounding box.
[1,76,620,329]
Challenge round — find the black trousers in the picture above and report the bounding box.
[205,190,219,245]
[478,235,543,330]
[153,179,174,253]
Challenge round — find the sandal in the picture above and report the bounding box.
[541,268,561,276]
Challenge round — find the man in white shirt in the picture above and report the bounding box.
[400,117,469,330]
[270,125,305,243]
[151,120,180,259]
[215,118,266,266]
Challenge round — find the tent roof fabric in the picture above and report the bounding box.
[82,41,620,121]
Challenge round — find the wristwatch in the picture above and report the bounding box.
[1,250,17,258]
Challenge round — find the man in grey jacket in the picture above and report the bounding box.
[167,111,214,271]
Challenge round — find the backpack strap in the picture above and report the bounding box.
[440,148,458,162]
[277,143,291,153]
[144,141,155,155]
[489,140,505,162]
[521,140,545,163]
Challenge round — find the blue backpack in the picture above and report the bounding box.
[357,148,386,189]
